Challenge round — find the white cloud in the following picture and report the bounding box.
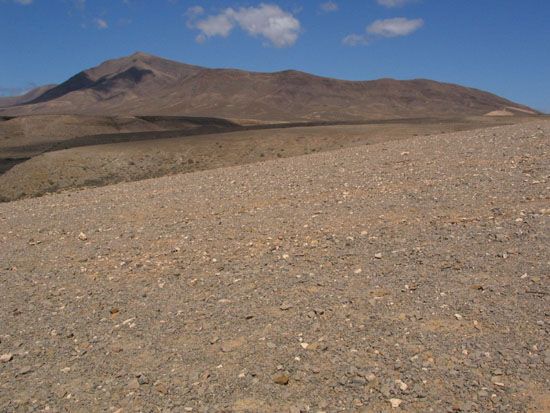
[367,17,423,37]
[377,0,414,8]
[342,34,368,46]
[94,18,108,30]
[320,1,338,12]
[195,13,233,42]
[190,4,301,48]
[343,17,423,46]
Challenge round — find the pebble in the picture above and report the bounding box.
[78,232,88,241]
[137,374,149,385]
[273,372,290,385]
[280,302,293,310]
[365,372,376,382]
[395,379,408,391]
[374,253,383,259]
[389,398,403,408]
[0,353,13,363]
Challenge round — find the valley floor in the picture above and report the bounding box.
[0,121,549,412]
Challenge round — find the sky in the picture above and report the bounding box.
[0,0,549,112]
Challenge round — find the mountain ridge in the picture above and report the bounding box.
[0,52,539,121]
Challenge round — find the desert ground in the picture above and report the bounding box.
[0,114,537,202]
[0,119,548,412]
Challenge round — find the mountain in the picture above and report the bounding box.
[0,84,56,109]
[0,52,538,121]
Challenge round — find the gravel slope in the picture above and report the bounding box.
[0,121,549,412]
[0,117,523,202]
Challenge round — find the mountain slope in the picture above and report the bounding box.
[0,84,57,108]
[0,52,538,120]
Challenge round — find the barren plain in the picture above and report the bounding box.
[1,120,548,412]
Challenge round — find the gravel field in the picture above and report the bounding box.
[0,121,549,412]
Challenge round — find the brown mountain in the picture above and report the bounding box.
[0,52,538,121]
[0,84,56,109]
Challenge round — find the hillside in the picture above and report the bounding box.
[0,85,56,108]
[0,52,538,121]
[0,116,526,201]
[0,121,548,411]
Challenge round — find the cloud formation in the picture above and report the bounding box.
[342,34,368,46]
[343,17,424,46]
[377,0,414,7]
[188,4,301,48]
[94,18,108,30]
[320,1,338,13]
[368,17,423,37]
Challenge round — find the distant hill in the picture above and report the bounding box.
[0,84,56,108]
[0,52,538,121]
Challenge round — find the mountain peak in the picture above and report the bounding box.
[129,51,153,59]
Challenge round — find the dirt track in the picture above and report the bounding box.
[0,121,549,412]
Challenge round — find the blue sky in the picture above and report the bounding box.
[1,0,549,112]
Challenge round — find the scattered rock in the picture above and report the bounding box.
[78,232,88,241]
[137,374,149,385]
[389,398,403,408]
[0,353,13,363]
[273,372,290,385]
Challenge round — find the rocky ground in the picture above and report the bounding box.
[0,121,548,412]
[0,116,525,202]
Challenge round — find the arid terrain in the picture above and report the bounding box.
[0,49,548,412]
[0,53,539,121]
[0,114,538,202]
[0,120,548,412]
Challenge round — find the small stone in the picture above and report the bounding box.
[18,366,32,375]
[478,389,489,398]
[395,379,408,391]
[0,353,13,363]
[78,232,88,241]
[454,313,463,320]
[127,378,140,390]
[137,374,149,385]
[154,382,168,394]
[389,398,403,408]
[300,343,309,349]
[374,253,383,259]
[280,302,293,310]
[365,373,376,382]
[491,376,505,387]
[273,372,290,385]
